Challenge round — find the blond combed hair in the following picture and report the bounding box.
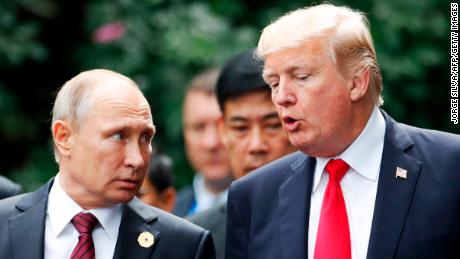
[256,3,383,106]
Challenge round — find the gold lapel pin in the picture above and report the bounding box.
[395,167,407,179]
[137,231,154,248]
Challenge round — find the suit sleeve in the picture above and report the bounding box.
[225,184,248,259]
[194,230,216,259]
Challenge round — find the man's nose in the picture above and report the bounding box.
[273,79,296,107]
[202,124,221,149]
[248,126,269,155]
[125,142,145,169]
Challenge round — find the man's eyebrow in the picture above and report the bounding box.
[262,112,280,120]
[262,70,275,80]
[229,116,249,123]
[263,61,314,79]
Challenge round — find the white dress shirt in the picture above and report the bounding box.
[193,174,228,213]
[308,107,386,259]
[45,174,122,259]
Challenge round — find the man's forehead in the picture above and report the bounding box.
[262,38,329,68]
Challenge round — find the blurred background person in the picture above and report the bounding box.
[174,68,233,217]
[138,150,177,213]
[0,175,22,199]
[189,49,296,259]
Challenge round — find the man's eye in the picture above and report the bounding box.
[231,126,248,132]
[141,133,153,144]
[267,123,282,129]
[296,74,310,81]
[269,82,279,89]
[190,123,205,133]
[113,132,124,140]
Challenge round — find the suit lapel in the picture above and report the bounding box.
[113,198,159,259]
[8,180,52,259]
[367,112,422,258]
[278,153,315,259]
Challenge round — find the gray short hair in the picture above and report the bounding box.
[51,69,139,162]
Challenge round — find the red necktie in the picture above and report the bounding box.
[70,212,99,259]
[314,159,351,259]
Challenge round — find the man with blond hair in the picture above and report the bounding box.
[226,4,460,259]
[0,69,215,259]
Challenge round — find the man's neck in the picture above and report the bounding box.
[203,175,233,195]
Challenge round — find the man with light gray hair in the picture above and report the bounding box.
[0,69,215,259]
[226,4,460,259]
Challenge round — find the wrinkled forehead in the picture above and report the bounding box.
[88,78,152,120]
[261,38,332,78]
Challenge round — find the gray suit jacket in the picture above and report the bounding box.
[189,201,227,259]
[0,179,215,259]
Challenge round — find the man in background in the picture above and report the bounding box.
[175,69,232,217]
[138,150,176,213]
[0,69,215,259]
[189,49,295,259]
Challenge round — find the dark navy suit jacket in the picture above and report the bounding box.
[0,179,215,259]
[226,111,460,259]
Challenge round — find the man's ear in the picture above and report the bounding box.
[349,68,370,102]
[162,187,177,213]
[52,120,73,158]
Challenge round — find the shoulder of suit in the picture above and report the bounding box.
[188,201,226,226]
[0,176,22,199]
[394,121,460,152]
[128,198,209,236]
[0,193,28,218]
[382,109,460,149]
[231,151,306,188]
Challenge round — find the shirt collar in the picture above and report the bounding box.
[312,107,386,192]
[47,174,123,240]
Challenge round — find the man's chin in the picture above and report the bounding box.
[109,192,138,204]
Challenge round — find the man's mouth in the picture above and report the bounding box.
[282,116,300,131]
[116,179,140,190]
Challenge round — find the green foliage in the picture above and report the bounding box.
[0,1,47,66]
[0,0,457,192]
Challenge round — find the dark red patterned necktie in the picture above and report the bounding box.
[70,212,99,259]
[314,159,351,259]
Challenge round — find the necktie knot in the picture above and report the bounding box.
[71,212,99,234]
[325,159,349,182]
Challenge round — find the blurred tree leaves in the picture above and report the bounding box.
[0,1,48,66]
[0,0,457,191]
